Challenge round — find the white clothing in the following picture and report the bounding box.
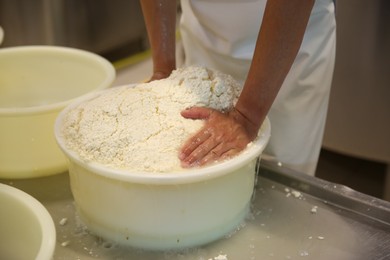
[179,0,336,175]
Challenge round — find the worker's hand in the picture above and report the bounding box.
[179,106,258,167]
[148,70,172,82]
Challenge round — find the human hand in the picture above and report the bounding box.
[148,70,173,82]
[179,106,259,168]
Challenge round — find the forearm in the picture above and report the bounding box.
[140,0,177,77]
[235,0,314,131]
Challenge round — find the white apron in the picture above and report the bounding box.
[179,0,336,176]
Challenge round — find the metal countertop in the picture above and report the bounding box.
[1,160,389,260]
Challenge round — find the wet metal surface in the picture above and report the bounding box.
[1,160,389,259]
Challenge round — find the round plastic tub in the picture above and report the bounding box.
[54,93,271,250]
[0,183,56,260]
[0,46,115,179]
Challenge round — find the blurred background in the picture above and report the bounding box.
[0,0,389,201]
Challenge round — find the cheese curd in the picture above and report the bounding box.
[61,66,242,172]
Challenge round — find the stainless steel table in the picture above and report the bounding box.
[1,160,389,259]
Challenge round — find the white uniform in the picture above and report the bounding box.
[179,0,336,175]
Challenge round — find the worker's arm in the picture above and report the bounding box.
[180,0,315,167]
[140,0,177,80]
[236,0,315,135]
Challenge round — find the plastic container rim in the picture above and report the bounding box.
[0,183,56,260]
[54,86,271,185]
[0,45,116,116]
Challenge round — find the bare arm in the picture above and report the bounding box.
[140,0,177,80]
[180,0,315,167]
[235,0,315,136]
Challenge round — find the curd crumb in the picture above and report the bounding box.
[59,218,68,226]
[291,190,302,198]
[61,241,71,247]
[310,206,318,214]
[209,254,228,260]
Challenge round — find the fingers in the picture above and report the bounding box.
[179,107,252,168]
[180,127,238,167]
[198,146,239,166]
[179,107,215,166]
[181,107,212,120]
[179,128,212,162]
[180,138,217,167]
[181,140,239,168]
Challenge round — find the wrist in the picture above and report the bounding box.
[152,57,175,78]
[151,70,172,81]
[231,106,262,140]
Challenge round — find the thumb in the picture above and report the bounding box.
[181,106,213,120]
